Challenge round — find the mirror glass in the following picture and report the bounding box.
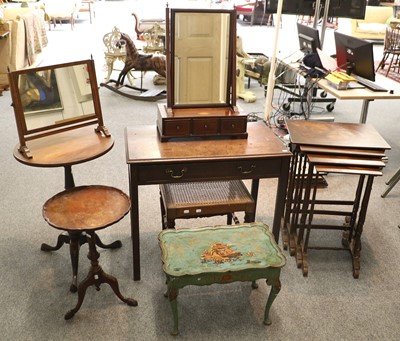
[9,59,105,150]
[170,9,234,107]
[19,64,95,131]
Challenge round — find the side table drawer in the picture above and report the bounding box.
[220,117,247,134]
[163,119,191,136]
[136,158,284,183]
[192,118,219,135]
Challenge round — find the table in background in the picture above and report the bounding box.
[125,122,292,281]
[79,0,95,24]
[317,73,400,123]
[381,2,400,17]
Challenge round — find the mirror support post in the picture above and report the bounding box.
[95,125,111,137]
[166,5,172,108]
[18,145,32,159]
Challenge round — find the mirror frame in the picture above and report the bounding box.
[8,59,110,159]
[165,7,237,110]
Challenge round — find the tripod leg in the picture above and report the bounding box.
[94,233,122,249]
[64,270,95,320]
[41,232,69,251]
[98,270,138,307]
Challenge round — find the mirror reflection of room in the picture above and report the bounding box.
[173,11,230,106]
[8,59,109,159]
[18,64,95,131]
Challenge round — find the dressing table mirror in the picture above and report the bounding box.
[9,59,110,160]
[157,7,248,141]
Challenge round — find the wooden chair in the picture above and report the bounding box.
[376,26,400,77]
[159,180,256,229]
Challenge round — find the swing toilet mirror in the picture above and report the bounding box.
[157,7,248,141]
[8,59,109,159]
[166,8,237,108]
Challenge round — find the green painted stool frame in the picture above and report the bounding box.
[159,222,286,335]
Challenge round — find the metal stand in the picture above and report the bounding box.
[381,167,400,198]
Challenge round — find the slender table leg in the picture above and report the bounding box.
[264,275,281,326]
[64,165,75,190]
[359,99,372,124]
[167,286,179,336]
[129,165,141,281]
[251,179,260,213]
[350,175,374,279]
[273,158,290,242]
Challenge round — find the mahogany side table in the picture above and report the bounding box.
[43,185,137,319]
[14,126,118,291]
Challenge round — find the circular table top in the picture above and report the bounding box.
[13,126,114,168]
[43,185,130,232]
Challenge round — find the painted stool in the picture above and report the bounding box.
[43,185,138,319]
[159,222,286,335]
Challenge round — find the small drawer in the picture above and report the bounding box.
[192,118,219,135]
[163,119,191,136]
[220,117,247,134]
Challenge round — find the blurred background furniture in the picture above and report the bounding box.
[236,0,269,26]
[78,0,94,24]
[376,25,400,76]
[351,5,393,40]
[132,12,165,39]
[44,0,81,30]
[0,5,47,86]
[103,26,130,83]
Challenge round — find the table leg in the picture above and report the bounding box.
[167,286,179,336]
[359,99,372,124]
[251,178,260,213]
[264,276,281,326]
[273,158,290,242]
[350,175,374,279]
[64,165,75,189]
[129,166,141,281]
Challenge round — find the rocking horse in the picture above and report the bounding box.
[100,32,167,101]
[116,32,166,86]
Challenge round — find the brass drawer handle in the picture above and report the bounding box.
[166,167,187,179]
[238,165,256,174]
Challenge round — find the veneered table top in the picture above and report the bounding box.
[125,121,291,163]
[14,125,114,167]
[286,120,391,150]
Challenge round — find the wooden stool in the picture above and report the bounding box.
[159,223,286,335]
[43,185,138,319]
[159,180,256,229]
